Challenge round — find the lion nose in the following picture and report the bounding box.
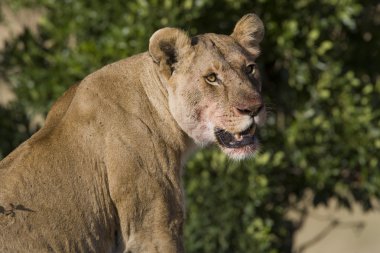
[235,103,263,117]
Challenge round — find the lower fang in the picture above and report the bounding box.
[249,125,256,135]
[234,134,243,141]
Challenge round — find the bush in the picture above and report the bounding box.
[1,0,379,252]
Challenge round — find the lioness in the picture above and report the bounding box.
[0,13,266,252]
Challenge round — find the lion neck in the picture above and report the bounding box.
[139,53,197,167]
[58,53,196,175]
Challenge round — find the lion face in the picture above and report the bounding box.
[149,14,266,160]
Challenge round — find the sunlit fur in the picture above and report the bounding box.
[0,13,266,253]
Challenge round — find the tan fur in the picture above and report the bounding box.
[0,14,265,252]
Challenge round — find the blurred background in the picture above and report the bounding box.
[0,0,379,252]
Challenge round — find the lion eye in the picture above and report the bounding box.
[247,64,256,75]
[205,73,218,84]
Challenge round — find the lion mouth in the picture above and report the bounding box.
[214,124,257,149]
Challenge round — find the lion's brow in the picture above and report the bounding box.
[208,36,248,68]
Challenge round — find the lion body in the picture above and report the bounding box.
[0,54,190,252]
[0,14,266,252]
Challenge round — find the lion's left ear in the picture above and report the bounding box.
[149,27,190,79]
[231,13,265,56]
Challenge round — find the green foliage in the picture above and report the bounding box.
[185,150,276,253]
[0,103,32,158]
[1,0,379,252]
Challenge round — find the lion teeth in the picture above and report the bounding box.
[234,134,243,141]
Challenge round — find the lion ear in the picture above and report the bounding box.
[231,13,265,56]
[149,28,190,79]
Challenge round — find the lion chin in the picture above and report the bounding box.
[222,144,260,160]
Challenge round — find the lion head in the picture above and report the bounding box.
[149,14,266,160]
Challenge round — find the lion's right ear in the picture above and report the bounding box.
[149,28,190,79]
[231,13,265,56]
